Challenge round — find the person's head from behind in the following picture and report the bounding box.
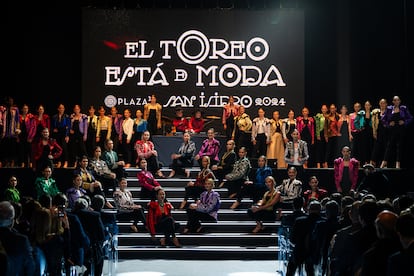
[91,195,105,212]
[30,207,52,245]
[38,194,52,209]
[292,197,304,211]
[375,210,398,239]
[52,193,69,209]
[330,193,343,208]
[341,195,355,212]
[21,199,42,223]
[0,201,15,228]
[308,200,321,215]
[395,195,414,215]
[73,198,89,212]
[395,212,414,248]
[359,199,379,227]
[325,200,340,220]
[11,201,22,222]
[363,163,375,175]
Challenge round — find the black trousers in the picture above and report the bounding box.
[116,208,146,227]
[186,208,216,232]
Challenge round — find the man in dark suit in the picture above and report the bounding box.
[0,200,35,276]
[286,200,324,276]
[387,212,414,276]
[72,197,106,276]
[52,193,91,270]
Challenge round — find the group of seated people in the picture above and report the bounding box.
[277,192,414,276]
[2,166,413,276]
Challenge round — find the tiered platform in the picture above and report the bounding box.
[0,166,413,260]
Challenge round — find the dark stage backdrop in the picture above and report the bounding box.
[82,9,304,122]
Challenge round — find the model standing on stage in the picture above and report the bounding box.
[222,95,240,140]
[144,94,162,136]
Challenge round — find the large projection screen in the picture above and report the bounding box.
[82,9,304,132]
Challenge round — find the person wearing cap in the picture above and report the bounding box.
[360,210,401,276]
[357,163,391,200]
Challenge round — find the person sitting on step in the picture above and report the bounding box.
[230,155,272,209]
[137,158,163,201]
[247,176,281,233]
[179,156,215,209]
[113,178,146,233]
[146,188,181,247]
[223,147,251,199]
[182,178,221,234]
[168,131,195,178]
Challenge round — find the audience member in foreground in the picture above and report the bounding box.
[387,211,414,276]
[0,200,35,275]
[286,200,323,276]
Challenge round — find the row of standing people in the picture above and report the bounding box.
[225,95,412,169]
[1,95,411,171]
[0,94,164,170]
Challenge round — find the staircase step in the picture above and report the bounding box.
[107,187,231,199]
[117,232,279,247]
[106,198,256,209]
[116,245,279,260]
[111,166,286,261]
[116,221,281,233]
